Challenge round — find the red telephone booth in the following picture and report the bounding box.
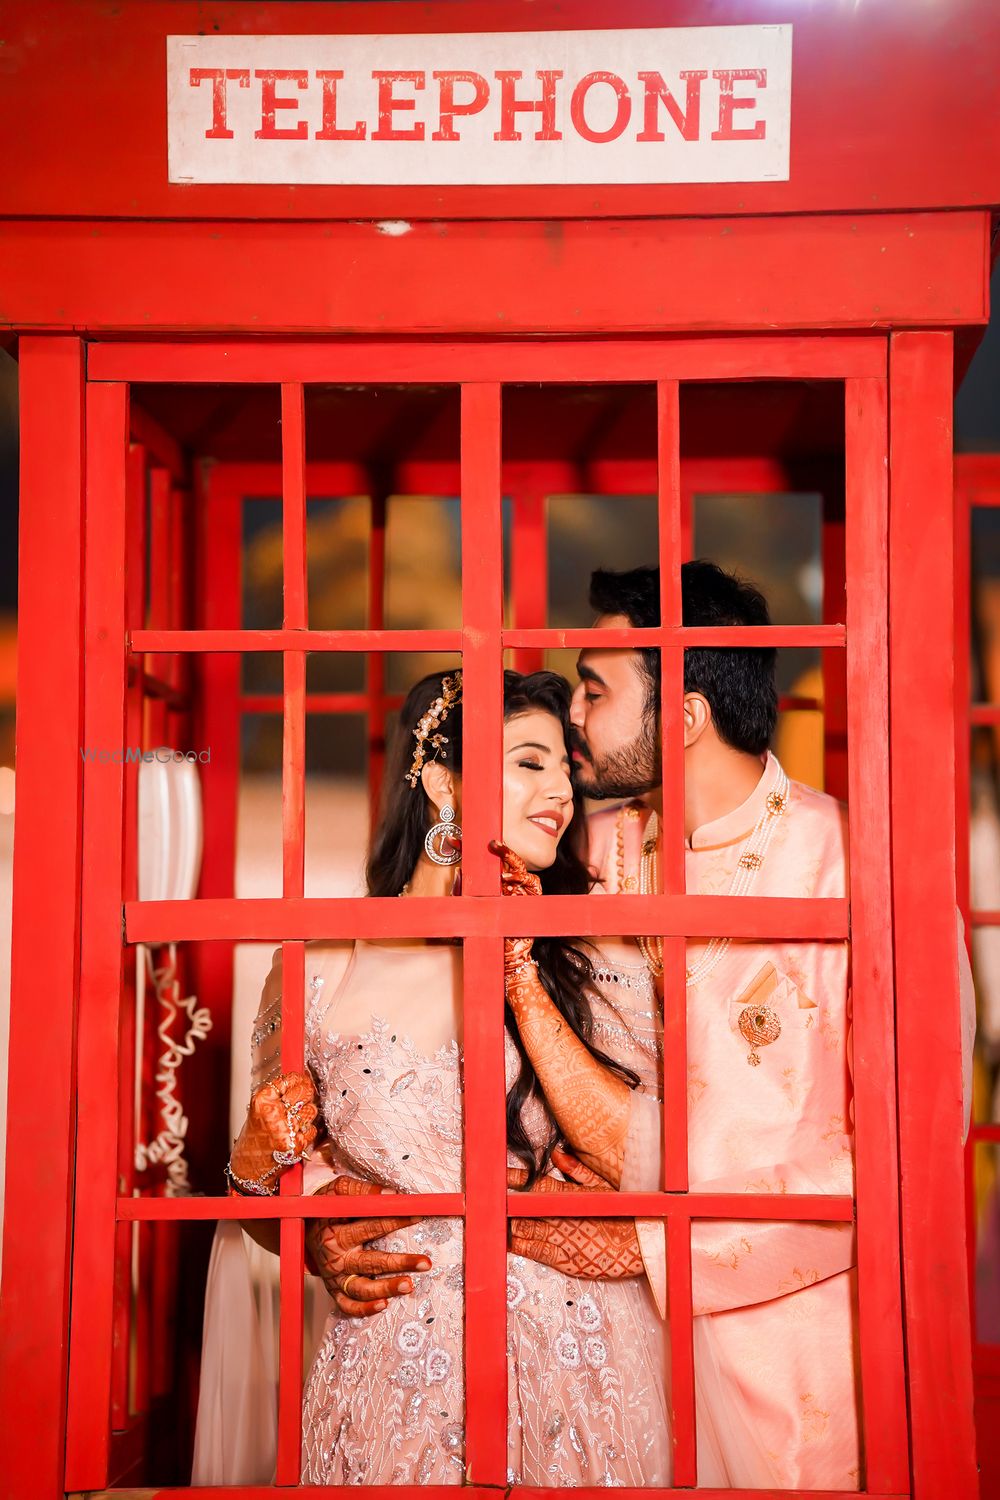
[0,3,996,1496]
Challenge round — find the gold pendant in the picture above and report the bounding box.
[738,1003,781,1066]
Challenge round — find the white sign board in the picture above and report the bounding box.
[167,26,791,186]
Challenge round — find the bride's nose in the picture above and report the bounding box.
[547,768,573,802]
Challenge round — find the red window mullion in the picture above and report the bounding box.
[510,486,548,674]
[87,334,889,388]
[367,484,388,826]
[124,891,849,946]
[65,379,131,1490]
[888,331,978,1494]
[133,625,465,653]
[168,472,193,737]
[460,382,508,1487]
[657,381,688,1186]
[821,474,850,802]
[667,1215,697,1487]
[954,467,994,1370]
[147,463,174,733]
[656,380,697,1484]
[110,442,148,1430]
[276,940,306,1485]
[505,624,846,650]
[276,383,308,1484]
[133,623,845,654]
[117,1192,465,1222]
[844,373,910,1490]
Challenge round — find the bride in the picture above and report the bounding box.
[222,668,671,1485]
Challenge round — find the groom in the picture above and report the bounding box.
[570,560,861,1490]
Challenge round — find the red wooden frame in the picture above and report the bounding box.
[889,335,978,1494]
[0,5,990,1493]
[32,334,919,1500]
[0,339,87,1500]
[2,213,988,336]
[3,1,999,224]
[956,451,1000,1487]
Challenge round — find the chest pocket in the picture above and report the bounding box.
[727,960,818,1067]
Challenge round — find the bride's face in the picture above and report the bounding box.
[501,709,575,872]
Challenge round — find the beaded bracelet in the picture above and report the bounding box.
[224,1160,278,1197]
[505,957,539,986]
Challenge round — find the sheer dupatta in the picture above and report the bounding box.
[191,945,337,1484]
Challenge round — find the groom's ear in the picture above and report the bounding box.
[682,692,712,748]
[420,759,457,813]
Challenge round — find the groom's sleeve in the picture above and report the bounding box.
[621,1092,857,1318]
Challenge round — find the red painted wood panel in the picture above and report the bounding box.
[0,338,87,1500]
[88,333,892,383]
[888,331,978,1496]
[1,213,988,334]
[459,384,507,1485]
[843,375,909,1490]
[130,625,845,653]
[114,1190,853,1223]
[2,0,999,222]
[123,892,848,944]
[64,380,131,1490]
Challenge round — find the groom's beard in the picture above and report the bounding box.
[571,715,660,801]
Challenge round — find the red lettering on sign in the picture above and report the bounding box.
[254,69,309,140]
[432,71,490,142]
[189,68,250,140]
[371,71,426,141]
[711,68,767,141]
[570,72,632,144]
[493,71,563,142]
[315,70,366,140]
[635,70,707,142]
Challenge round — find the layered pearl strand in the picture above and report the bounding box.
[633,763,791,987]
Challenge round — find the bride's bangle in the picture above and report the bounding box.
[505,957,539,986]
[225,1160,279,1197]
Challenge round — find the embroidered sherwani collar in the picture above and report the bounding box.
[687,750,783,851]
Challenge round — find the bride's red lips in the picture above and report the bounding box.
[527,810,565,837]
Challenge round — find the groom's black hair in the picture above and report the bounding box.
[588,560,778,757]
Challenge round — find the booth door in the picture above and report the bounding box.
[957,454,1000,1489]
[57,335,925,1497]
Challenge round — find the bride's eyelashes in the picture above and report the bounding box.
[518,758,544,772]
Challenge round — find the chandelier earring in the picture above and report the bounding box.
[425,803,462,867]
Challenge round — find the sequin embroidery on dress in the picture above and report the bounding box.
[301,947,465,1486]
[505,949,672,1486]
[298,939,672,1486]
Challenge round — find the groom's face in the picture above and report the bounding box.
[569,614,660,800]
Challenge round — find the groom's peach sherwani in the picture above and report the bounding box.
[589,752,862,1489]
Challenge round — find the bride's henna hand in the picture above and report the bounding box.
[489,841,632,1185]
[307,1177,433,1319]
[505,961,631,1187]
[506,1160,644,1279]
[230,1072,318,1188]
[550,1147,608,1188]
[509,1215,644,1280]
[488,840,540,973]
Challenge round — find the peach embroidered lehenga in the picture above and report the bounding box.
[294,935,672,1486]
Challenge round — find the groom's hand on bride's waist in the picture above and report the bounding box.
[306,1174,432,1319]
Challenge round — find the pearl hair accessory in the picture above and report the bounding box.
[405,672,463,788]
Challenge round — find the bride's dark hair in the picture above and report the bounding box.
[367,667,639,1186]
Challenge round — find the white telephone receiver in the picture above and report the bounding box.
[134,751,210,1195]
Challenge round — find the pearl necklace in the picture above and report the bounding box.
[632,764,791,987]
